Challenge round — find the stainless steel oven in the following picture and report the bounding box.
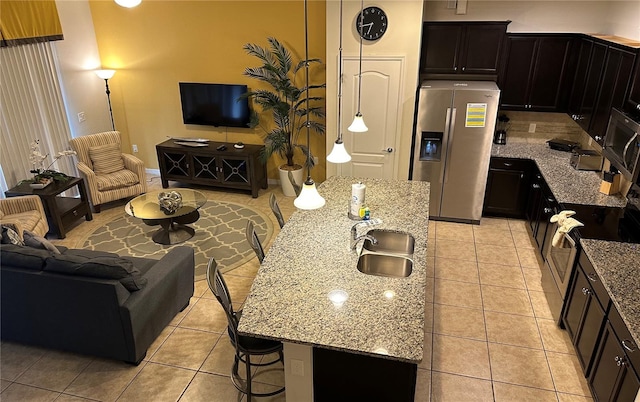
[603,108,640,181]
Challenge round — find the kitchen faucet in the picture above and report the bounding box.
[351,222,378,251]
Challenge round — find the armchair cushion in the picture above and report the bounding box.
[89,143,125,175]
[95,169,140,191]
[44,253,147,291]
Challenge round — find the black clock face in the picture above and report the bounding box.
[355,6,388,41]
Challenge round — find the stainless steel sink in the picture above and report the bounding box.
[357,253,413,278]
[362,230,415,255]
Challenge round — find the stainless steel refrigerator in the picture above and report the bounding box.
[410,80,500,224]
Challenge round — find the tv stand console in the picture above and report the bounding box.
[156,140,267,198]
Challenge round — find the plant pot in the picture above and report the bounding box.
[29,178,52,189]
[278,165,304,197]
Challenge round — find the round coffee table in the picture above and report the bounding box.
[125,189,207,245]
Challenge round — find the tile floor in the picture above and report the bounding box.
[0,176,594,401]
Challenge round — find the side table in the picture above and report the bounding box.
[5,177,93,239]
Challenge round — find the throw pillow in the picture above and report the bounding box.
[89,143,125,175]
[23,230,61,254]
[1,225,24,245]
[0,243,52,270]
[44,254,147,291]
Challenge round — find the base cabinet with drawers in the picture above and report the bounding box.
[482,157,531,218]
[156,140,267,198]
[562,250,640,401]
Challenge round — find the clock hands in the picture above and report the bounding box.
[359,22,374,35]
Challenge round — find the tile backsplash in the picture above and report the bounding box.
[500,111,599,151]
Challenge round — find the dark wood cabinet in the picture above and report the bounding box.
[499,35,574,111]
[482,158,531,218]
[590,319,640,402]
[525,167,543,235]
[156,140,267,198]
[562,253,609,376]
[628,58,640,111]
[589,47,636,142]
[568,36,638,146]
[420,21,509,79]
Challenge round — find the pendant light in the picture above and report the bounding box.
[326,0,352,164]
[115,0,141,8]
[348,0,368,133]
[294,0,326,210]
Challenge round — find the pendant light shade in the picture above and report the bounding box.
[348,113,368,132]
[326,140,351,163]
[349,0,368,133]
[327,0,351,164]
[294,0,325,210]
[294,181,326,210]
[115,0,141,8]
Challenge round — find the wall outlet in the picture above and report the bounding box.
[528,123,536,133]
[77,112,86,123]
[132,144,138,153]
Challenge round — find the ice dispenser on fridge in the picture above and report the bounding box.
[420,132,443,161]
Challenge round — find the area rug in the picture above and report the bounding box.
[81,201,273,281]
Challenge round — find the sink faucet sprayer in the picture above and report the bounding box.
[350,221,379,251]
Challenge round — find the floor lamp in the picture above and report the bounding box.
[326,0,351,164]
[95,69,116,131]
[294,0,326,210]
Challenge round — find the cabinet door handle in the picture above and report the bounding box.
[462,66,466,72]
[581,287,591,296]
[520,173,524,179]
[503,162,513,167]
[454,66,457,71]
[544,208,553,214]
[532,184,540,189]
[615,355,626,367]
[622,340,637,352]
[587,273,597,282]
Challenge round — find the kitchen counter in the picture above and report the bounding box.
[238,175,430,363]
[492,142,626,208]
[580,239,640,349]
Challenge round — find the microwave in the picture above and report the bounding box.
[603,108,640,182]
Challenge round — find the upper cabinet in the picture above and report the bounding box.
[420,21,509,80]
[629,59,640,111]
[499,34,575,112]
[567,35,638,146]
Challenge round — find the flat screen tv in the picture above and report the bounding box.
[179,82,251,127]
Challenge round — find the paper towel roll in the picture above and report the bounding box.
[350,182,366,217]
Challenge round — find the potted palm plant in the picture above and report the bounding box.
[242,37,325,196]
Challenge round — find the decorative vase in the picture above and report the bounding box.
[278,165,303,197]
[158,191,183,215]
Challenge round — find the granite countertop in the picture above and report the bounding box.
[238,176,430,363]
[491,142,626,208]
[579,239,640,348]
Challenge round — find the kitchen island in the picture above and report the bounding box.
[238,176,430,401]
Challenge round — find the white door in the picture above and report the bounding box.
[338,56,404,179]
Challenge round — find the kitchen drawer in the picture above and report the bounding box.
[578,251,611,310]
[609,305,640,375]
[489,157,531,171]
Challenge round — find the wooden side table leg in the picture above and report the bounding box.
[45,196,66,239]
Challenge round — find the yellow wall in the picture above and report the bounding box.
[89,0,326,182]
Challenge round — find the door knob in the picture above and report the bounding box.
[382,148,393,153]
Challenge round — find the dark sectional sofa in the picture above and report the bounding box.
[0,244,194,364]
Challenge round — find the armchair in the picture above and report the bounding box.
[69,131,147,212]
[0,195,49,238]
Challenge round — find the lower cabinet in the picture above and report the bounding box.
[483,158,531,218]
[562,249,640,401]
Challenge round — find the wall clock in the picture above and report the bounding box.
[355,6,388,41]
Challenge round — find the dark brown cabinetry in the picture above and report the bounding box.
[420,21,509,79]
[499,34,575,111]
[562,249,640,401]
[589,309,640,401]
[156,140,267,198]
[562,252,610,376]
[483,158,531,218]
[523,166,557,258]
[568,36,638,146]
[628,59,640,110]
